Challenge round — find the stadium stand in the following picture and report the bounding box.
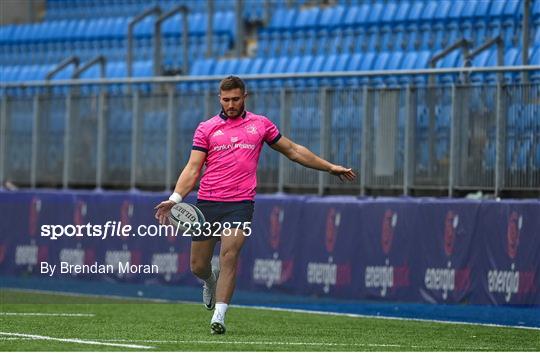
[0,0,538,195]
[1,0,537,84]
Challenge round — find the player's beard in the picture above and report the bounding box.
[222,104,245,118]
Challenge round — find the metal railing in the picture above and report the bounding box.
[1,67,539,196]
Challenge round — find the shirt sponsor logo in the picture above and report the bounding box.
[212,143,256,152]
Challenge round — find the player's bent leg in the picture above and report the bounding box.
[211,227,247,334]
[190,237,219,310]
[216,227,247,304]
[190,237,217,279]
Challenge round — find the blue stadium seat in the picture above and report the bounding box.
[372,52,391,71]
[268,8,293,30]
[355,3,370,25]
[390,25,407,51]
[257,30,271,56]
[190,58,213,76]
[328,6,346,28]
[460,1,478,18]
[360,52,376,71]
[188,13,204,37]
[474,0,491,19]
[268,8,289,30]
[407,1,425,22]
[534,0,540,19]
[394,1,411,23]
[292,7,314,30]
[365,2,384,24]
[400,51,418,70]
[321,54,338,72]
[401,23,418,51]
[531,46,540,65]
[346,53,362,72]
[318,6,335,28]
[342,5,359,27]
[473,21,488,45]
[297,55,313,73]
[235,58,251,75]
[447,1,465,21]
[489,0,506,19]
[420,0,438,22]
[380,2,398,23]
[248,57,265,75]
[503,0,521,17]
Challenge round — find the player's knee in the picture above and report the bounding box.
[190,258,207,277]
[219,248,239,267]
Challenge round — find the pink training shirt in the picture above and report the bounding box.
[192,111,281,202]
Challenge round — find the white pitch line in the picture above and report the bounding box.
[0,337,36,341]
[5,287,540,331]
[234,304,540,331]
[1,312,94,317]
[0,332,154,350]
[99,338,405,348]
[7,337,540,351]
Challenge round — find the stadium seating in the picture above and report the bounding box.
[1,0,537,87]
[1,0,538,179]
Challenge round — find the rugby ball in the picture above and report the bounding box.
[169,202,206,234]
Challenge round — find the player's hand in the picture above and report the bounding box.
[154,200,175,225]
[329,165,357,182]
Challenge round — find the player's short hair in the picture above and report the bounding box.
[219,76,246,94]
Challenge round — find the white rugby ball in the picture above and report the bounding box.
[169,202,205,234]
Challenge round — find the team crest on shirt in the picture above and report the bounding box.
[246,124,258,134]
[231,136,238,143]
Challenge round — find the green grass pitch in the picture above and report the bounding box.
[1,289,538,351]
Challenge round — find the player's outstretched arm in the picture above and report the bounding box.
[271,136,356,181]
[154,150,206,224]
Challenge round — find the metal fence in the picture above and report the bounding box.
[1,71,539,196]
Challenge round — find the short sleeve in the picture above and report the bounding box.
[192,123,209,153]
[263,117,281,145]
